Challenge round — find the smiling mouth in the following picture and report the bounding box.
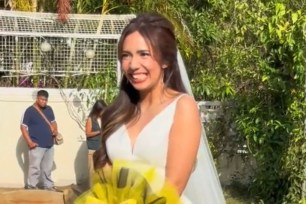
[129,73,147,83]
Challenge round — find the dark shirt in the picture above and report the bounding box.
[86,116,101,150]
[22,105,55,148]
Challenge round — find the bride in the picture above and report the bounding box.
[92,13,226,204]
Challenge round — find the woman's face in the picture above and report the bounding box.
[121,31,164,92]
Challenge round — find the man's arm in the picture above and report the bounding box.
[21,109,38,149]
[51,121,58,136]
[20,125,37,149]
[49,106,58,136]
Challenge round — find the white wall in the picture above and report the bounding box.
[0,87,93,187]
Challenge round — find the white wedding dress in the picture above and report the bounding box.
[106,95,226,204]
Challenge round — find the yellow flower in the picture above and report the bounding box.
[120,199,137,204]
[74,160,181,204]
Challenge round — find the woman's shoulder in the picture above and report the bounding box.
[86,115,97,123]
[165,88,195,104]
[172,93,198,117]
[177,95,197,108]
[165,89,197,108]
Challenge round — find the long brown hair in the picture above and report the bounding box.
[88,99,107,119]
[93,13,187,169]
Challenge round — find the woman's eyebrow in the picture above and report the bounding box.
[122,49,150,54]
[136,49,150,53]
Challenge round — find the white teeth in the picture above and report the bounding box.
[132,73,147,80]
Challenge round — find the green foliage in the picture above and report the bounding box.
[78,69,118,105]
[73,0,102,13]
[185,0,306,203]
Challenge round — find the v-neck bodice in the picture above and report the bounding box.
[106,95,184,171]
[105,94,194,204]
[105,94,225,204]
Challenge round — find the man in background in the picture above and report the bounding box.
[20,90,58,191]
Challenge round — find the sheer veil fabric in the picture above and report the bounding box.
[178,52,226,203]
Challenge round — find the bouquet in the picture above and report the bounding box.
[74,160,181,204]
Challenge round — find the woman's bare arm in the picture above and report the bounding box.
[85,117,101,138]
[166,95,201,194]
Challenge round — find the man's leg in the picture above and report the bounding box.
[27,147,45,188]
[41,146,54,189]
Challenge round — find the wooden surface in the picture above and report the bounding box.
[1,190,64,204]
[0,184,86,204]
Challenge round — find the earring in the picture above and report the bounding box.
[162,65,167,69]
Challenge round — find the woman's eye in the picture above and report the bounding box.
[140,52,150,57]
[121,53,130,59]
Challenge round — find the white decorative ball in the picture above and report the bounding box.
[40,42,51,52]
[85,50,95,59]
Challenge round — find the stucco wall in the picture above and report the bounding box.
[0,87,92,187]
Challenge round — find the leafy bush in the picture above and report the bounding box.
[186,1,306,203]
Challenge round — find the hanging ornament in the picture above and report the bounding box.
[40,41,51,52]
[85,50,95,59]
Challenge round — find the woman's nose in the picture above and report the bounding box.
[129,56,140,70]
